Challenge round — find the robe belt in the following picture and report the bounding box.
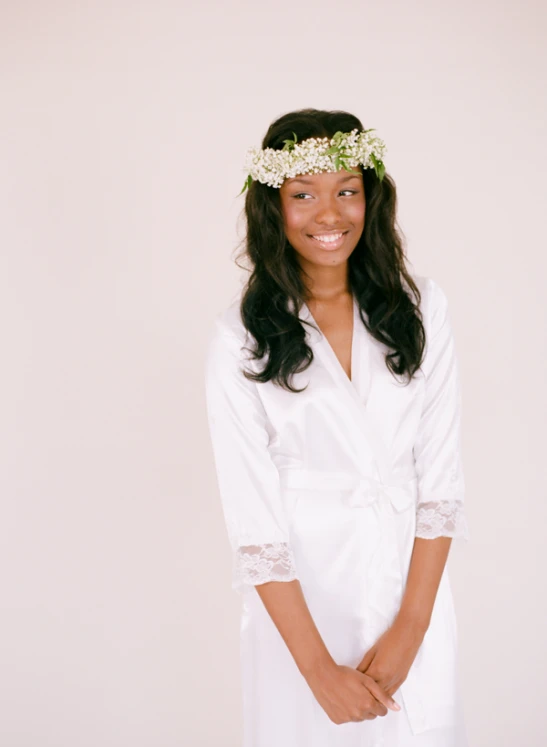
[278,468,418,513]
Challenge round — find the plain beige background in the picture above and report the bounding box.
[1,1,546,745]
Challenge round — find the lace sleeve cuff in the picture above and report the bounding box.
[232,542,298,593]
[415,500,470,541]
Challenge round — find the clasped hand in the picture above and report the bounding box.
[356,614,425,698]
[307,615,425,725]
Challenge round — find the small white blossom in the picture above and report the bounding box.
[240,128,387,192]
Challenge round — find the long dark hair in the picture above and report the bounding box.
[234,107,426,393]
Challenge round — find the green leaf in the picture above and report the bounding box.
[377,160,386,181]
[282,132,298,151]
[370,154,385,181]
[237,175,252,195]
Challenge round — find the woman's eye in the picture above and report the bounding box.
[292,190,357,200]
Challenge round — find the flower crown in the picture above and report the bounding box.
[239,128,387,194]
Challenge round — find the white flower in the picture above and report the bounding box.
[240,129,387,191]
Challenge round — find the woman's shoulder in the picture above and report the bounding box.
[408,272,450,319]
[207,289,248,348]
[409,271,441,296]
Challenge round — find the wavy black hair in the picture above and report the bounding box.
[234,107,426,393]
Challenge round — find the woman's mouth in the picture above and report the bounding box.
[308,231,349,251]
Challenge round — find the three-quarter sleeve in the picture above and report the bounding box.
[204,313,298,593]
[413,278,470,541]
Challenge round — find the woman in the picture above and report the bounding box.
[204,108,470,746]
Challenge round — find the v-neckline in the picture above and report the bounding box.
[298,295,391,483]
[301,294,359,389]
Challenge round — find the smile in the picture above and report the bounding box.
[308,231,349,250]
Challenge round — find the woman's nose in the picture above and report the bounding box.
[314,199,342,224]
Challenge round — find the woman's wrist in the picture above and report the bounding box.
[395,606,430,637]
[299,648,337,684]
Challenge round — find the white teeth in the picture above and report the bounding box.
[312,232,344,243]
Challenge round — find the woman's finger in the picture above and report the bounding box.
[360,673,401,712]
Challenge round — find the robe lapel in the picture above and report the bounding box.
[299,297,393,483]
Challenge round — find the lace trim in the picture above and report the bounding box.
[233,542,298,591]
[415,500,470,540]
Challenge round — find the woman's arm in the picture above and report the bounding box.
[406,278,470,627]
[356,536,453,693]
[397,536,452,632]
[254,579,335,678]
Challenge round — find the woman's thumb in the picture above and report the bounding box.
[357,646,375,673]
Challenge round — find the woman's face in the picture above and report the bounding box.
[279,169,366,269]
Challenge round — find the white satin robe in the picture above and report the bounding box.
[204,274,470,747]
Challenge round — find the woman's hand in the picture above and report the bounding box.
[356,615,426,697]
[306,661,401,726]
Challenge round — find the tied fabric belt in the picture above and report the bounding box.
[278,468,418,512]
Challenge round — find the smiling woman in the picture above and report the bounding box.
[205,107,470,747]
[233,112,424,393]
[280,171,366,258]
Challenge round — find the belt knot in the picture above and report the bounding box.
[345,476,417,513]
